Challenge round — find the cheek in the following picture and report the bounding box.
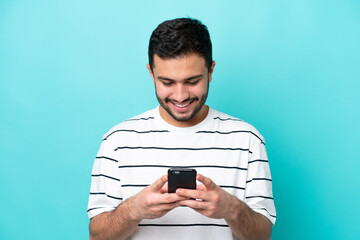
[193,83,208,96]
[155,85,171,99]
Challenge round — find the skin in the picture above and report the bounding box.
[89,53,273,240]
[177,174,273,240]
[89,175,187,240]
[147,54,215,127]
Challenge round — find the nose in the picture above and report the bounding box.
[173,84,190,103]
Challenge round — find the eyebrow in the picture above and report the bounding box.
[157,74,204,82]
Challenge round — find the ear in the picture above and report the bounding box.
[147,64,155,84]
[208,61,215,83]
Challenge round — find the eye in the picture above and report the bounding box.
[162,81,173,86]
[187,80,200,85]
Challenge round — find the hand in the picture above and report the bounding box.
[176,174,237,220]
[129,175,188,221]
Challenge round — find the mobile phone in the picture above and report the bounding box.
[168,168,197,193]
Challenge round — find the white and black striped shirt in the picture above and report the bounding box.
[88,106,276,239]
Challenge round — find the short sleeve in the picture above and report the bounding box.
[245,143,276,224]
[87,139,123,219]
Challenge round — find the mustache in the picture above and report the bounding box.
[164,97,199,103]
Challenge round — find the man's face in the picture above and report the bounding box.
[147,53,215,127]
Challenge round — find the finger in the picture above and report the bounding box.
[147,202,181,219]
[149,175,168,191]
[176,188,210,201]
[157,201,182,212]
[154,192,189,204]
[178,199,210,210]
[196,184,207,191]
[197,174,216,190]
[160,183,168,193]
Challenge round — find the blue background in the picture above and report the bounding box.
[1,0,359,239]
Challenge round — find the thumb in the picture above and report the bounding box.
[149,175,168,191]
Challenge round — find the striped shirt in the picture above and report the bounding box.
[88,106,276,239]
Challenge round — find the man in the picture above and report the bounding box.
[88,18,276,240]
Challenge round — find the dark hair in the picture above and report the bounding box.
[148,17,212,71]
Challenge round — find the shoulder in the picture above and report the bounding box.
[208,108,265,144]
[102,108,158,140]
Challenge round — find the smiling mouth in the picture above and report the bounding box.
[169,99,197,111]
[174,102,191,108]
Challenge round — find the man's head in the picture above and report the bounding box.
[147,18,215,127]
[148,18,213,72]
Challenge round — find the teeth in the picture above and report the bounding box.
[174,102,190,108]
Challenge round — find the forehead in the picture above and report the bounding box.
[152,53,207,78]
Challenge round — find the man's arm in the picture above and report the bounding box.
[89,198,140,240]
[177,174,272,240]
[89,175,187,240]
[224,194,272,240]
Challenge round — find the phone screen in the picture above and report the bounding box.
[168,168,197,193]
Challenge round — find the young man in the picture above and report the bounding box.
[88,18,276,240]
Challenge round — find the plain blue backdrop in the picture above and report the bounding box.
[1,0,359,239]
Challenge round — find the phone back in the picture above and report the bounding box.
[168,168,196,193]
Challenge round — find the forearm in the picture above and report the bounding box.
[89,199,140,240]
[225,196,272,240]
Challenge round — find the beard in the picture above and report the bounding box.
[155,81,209,122]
